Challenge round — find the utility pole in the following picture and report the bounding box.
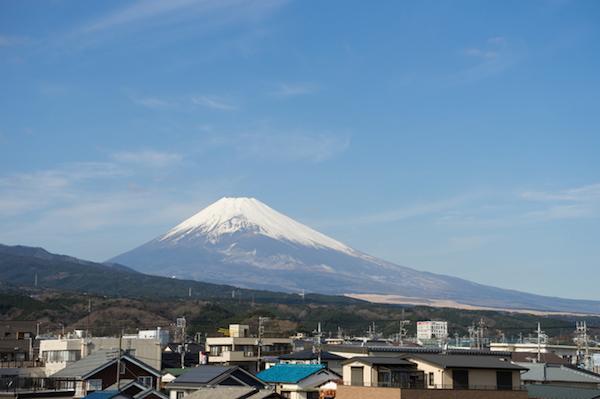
[257,317,269,372]
[177,317,186,343]
[313,323,323,364]
[536,323,545,363]
[477,319,487,350]
[576,321,590,370]
[116,334,122,391]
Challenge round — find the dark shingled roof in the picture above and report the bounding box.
[341,357,417,367]
[511,352,571,365]
[278,350,346,361]
[408,354,528,370]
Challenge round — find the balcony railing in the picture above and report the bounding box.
[0,377,77,393]
[0,360,38,368]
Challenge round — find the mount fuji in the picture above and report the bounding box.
[108,197,600,314]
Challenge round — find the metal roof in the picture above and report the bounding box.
[256,364,327,383]
[52,349,120,378]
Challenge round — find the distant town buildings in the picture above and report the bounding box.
[416,321,448,340]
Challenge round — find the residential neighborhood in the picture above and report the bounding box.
[2,319,600,399]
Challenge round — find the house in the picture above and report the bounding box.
[205,325,293,373]
[406,353,527,390]
[161,368,193,390]
[256,363,341,399]
[272,350,347,375]
[518,362,600,388]
[340,356,425,388]
[50,349,162,398]
[165,365,270,399]
[162,343,205,369]
[336,353,530,399]
[0,321,37,363]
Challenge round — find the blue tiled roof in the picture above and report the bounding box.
[256,364,325,383]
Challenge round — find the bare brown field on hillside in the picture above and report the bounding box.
[345,294,600,317]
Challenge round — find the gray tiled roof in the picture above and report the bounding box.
[525,384,600,399]
[519,363,600,384]
[180,386,276,399]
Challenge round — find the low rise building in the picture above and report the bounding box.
[205,325,293,373]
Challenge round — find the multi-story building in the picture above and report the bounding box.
[0,321,37,365]
[417,321,448,341]
[205,324,293,373]
[40,328,166,376]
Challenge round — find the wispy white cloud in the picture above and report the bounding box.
[112,149,183,168]
[191,95,236,110]
[521,184,600,202]
[70,0,288,49]
[451,37,526,84]
[270,82,320,97]
[0,35,28,46]
[210,130,350,163]
[0,163,126,217]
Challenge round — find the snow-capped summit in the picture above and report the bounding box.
[158,197,352,254]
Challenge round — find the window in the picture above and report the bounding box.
[119,362,126,374]
[138,376,152,388]
[306,392,319,399]
[87,379,102,391]
[176,391,184,399]
[4,333,10,338]
[428,372,434,387]
[280,392,291,399]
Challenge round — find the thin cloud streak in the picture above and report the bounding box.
[112,149,183,168]
[209,130,351,163]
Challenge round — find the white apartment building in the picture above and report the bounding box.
[417,321,448,340]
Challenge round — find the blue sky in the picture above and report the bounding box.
[1,1,599,300]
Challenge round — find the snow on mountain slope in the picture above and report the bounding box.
[158,197,354,254]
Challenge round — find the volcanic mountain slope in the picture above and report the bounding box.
[108,197,600,313]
